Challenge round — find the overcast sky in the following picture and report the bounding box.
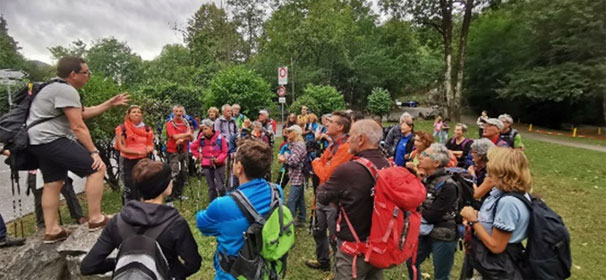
[1,0,222,64]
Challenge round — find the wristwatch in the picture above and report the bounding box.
[90,149,99,154]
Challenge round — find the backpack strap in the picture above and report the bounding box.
[230,190,265,225]
[352,157,380,181]
[496,192,532,213]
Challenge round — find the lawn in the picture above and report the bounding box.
[7,119,605,279]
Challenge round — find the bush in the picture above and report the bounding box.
[367,87,393,118]
[288,95,320,116]
[302,84,346,115]
[138,80,204,117]
[204,66,274,118]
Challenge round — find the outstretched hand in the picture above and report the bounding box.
[110,93,130,107]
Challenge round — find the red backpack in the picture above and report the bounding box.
[337,157,426,279]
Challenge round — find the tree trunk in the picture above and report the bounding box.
[603,91,606,127]
[290,55,295,103]
[441,0,454,119]
[453,0,475,122]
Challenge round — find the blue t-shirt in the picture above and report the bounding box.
[478,188,530,243]
[394,133,413,166]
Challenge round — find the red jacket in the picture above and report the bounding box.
[190,131,228,167]
[166,119,190,153]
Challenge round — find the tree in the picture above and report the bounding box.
[227,0,269,61]
[204,66,273,117]
[138,81,205,117]
[289,95,321,117]
[0,16,24,69]
[302,84,347,115]
[380,0,486,121]
[86,38,143,86]
[185,3,244,65]
[48,39,87,61]
[367,87,393,118]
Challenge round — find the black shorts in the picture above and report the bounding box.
[28,137,96,183]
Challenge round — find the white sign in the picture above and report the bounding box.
[0,69,27,79]
[279,97,286,104]
[278,66,288,85]
[0,79,17,86]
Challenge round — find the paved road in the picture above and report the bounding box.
[0,155,86,222]
[519,131,606,153]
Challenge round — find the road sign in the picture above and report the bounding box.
[277,85,286,97]
[0,69,27,79]
[278,66,288,85]
[0,79,17,86]
[279,97,286,104]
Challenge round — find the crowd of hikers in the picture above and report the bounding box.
[0,56,572,280]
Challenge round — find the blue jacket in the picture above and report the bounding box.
[196,179,283,280]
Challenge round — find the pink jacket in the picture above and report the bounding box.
[190,131,228,167]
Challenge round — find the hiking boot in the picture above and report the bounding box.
[0,236,26,248]
[43,228,72,244]
[305,260,330,271]
[88,215,109,232]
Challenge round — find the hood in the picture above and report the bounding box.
[121,200,180,227]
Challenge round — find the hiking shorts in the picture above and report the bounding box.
[29,137,96,183]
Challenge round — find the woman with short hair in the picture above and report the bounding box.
[460,147,532,279]
[278,125,307,227]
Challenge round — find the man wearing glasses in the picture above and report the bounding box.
[27,56,129,243]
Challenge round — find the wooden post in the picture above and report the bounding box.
[572,127,577,137]
[529,124,533,132]
[598,127,602,135]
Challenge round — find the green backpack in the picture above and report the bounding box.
[224,183,295,280]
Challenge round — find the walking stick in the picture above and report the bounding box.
[10,171,18,236]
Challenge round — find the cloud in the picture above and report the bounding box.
[1,0,219,63]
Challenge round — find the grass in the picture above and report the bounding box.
[7,120,606,279]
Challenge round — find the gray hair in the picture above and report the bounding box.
[232,104,241,109]
[470,138,495,158]
[259,110,269,116]
[252,121,263,128]
[221,104,232,112]
[498,113,513,124]
[399,112,413,124]
[200,119,214,128]
[172,105,186,115]
[456,123,468,132]
[352,119,383,147]
[427,143,451,167]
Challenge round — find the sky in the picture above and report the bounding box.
[0,0,222,64]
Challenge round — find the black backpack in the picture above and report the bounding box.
[113,213,179,280]
[0,79,66,171]
[444,167,481,220]
[500,192,572,279]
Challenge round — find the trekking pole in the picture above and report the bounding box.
[10,171,18,236]
[16,175,24,237]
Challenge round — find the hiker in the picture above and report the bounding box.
[306,111,354,272]
[445,123,474,168]
[207,106,219,122]
[278,125,307,227]
[349,110,365,123]
[433,115,445,143]
[231,103,248,129]
[27,56,128,243]
[28,172,87,227]
[303,113,320,143]
[215,104,238,142]
[115,105,154,203]
[476,110,488,138]
[468,138,496,201]
[282,113,297,145]
[499,113,525,150]
[297,105,309,126]
[81,159,201,279]
[483,118,509,147]
[196,139,281,279]
[316,113,332,151]
[257,110,275,145]
[165,105,194,201]
[406,143,460,280]
[460,147,531,279]
[405,131,434,176]
[383,112,414,161]
[317,120,390,279]
[0,213,25,248]
[191,119,229,202]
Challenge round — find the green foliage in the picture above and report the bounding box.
[204,66,273,117]
[367,87,393,117]
[301,84,346,115]
[86,38,144,86]
[288,95,320,117]
[0,16,25,69]
[138,81,205,118]
[48,40,87,61]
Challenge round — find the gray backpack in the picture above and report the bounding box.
[113,214,178,280]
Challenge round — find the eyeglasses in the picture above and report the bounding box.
[420,150,432,159]
[77,70,92,76]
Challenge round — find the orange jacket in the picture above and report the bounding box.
[312,135,353,185]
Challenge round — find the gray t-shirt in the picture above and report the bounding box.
[27,80,82,145]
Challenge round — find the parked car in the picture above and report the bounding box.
[401,100,419,107]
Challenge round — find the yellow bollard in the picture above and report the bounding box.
[599,127,602,135]
[529,124,533,132]
[572,127,577,137]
